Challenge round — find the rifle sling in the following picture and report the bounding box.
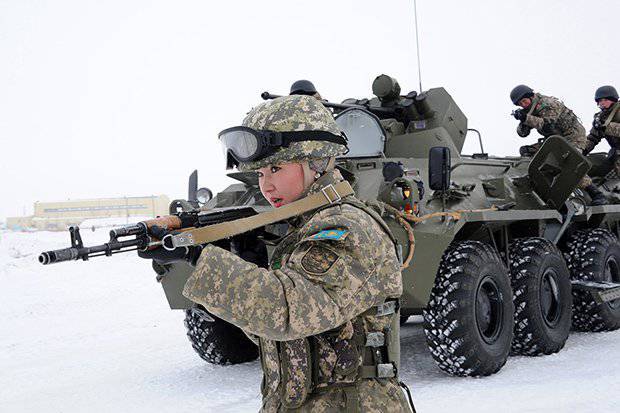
[169,180,354,247]
[604,102,620,127]
[527,95,540,116]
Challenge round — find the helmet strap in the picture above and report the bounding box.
[309,157,335,174]
[302,157,336,188]
[301,162,316,189]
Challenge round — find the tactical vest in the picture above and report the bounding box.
[597,102,620,149]
[259,197,402,410]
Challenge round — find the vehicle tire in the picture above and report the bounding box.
[508,238,572,355]
[423,241,514,377]
[565,228,620,331]
[184,305,259,365]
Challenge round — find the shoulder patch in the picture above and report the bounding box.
[301,245,340,274]
[307,229,349,241]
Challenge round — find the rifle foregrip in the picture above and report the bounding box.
[38,247,80,265]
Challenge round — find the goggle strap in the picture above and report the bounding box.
[277,130,348,147]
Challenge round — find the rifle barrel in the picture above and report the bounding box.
[39,238,146,265]
[261,92,396,116]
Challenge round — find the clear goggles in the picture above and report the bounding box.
[218,126,347,169]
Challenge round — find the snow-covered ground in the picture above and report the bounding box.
[1,229,620,413]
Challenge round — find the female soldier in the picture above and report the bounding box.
[182,95,412,412]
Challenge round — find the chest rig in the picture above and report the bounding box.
[532,95,578,138]
[259,197,402,410]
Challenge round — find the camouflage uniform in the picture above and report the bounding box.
[584,102,620,175]
[183,95,412,412]
[517,93,591,187]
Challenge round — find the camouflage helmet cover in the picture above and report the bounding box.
[238,95,347,171]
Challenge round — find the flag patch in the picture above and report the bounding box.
[307,229,349,241]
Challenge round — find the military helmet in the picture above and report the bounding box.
[290,80,318,96]
[233,95,347,171]
[594,85,619,102]
[510,84,534,105]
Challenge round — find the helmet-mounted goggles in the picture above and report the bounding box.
[218,126,348,169]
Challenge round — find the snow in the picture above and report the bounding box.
[1,229,620,413]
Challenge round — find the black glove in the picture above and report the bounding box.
[137,225,203,265]
[512,109,527,122]
[519,144,538,157]
[138,245,194,264]
[593,116,606,132]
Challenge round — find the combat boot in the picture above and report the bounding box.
[585,184,608,206]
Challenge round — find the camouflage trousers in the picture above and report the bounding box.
[263,378,413,412]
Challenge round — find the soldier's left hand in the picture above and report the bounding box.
[138,225,203,265]
[593,117,606,132]
[138,245,194,264]
[512,109,526,122]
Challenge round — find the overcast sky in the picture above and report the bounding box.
[1,0,619,221]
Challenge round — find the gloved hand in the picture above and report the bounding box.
[593,116,606,133]
[519,145,538,157]
[512,109,527,122]
[138,225,203,265]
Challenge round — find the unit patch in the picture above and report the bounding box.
[301,245,340,274]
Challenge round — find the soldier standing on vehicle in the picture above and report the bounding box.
[510,84,607,205]
[583,86,620,169]
[290,79,323,100]
[182,95,414,412]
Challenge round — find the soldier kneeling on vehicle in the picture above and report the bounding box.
[510,84,608,205]
[583,85,620,174]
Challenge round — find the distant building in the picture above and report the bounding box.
[6,195,170,231]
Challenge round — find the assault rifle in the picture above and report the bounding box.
[38,170,258,265]
[38,205,259,265]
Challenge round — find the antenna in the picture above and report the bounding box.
[413,0,423,93]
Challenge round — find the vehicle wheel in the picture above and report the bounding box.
[423,241,514,377]
[508,238,572,355]
[565,228,620,331]
[184,305,259,365]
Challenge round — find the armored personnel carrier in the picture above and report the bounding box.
[155,75,620,376]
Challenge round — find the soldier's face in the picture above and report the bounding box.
[257,162,306,208]
[518,97,532,109]
[598,99,615,110]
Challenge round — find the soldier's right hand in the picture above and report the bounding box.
[512,109,526,122]
[593,116,606,132]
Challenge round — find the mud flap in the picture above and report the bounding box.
[571,280,620,304]
[528,135,591,209]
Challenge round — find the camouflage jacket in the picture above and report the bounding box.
[517,93,584,139]
[585,102,620,154]
[183,170,410,412]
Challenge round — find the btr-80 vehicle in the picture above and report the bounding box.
[153,75,620,377]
